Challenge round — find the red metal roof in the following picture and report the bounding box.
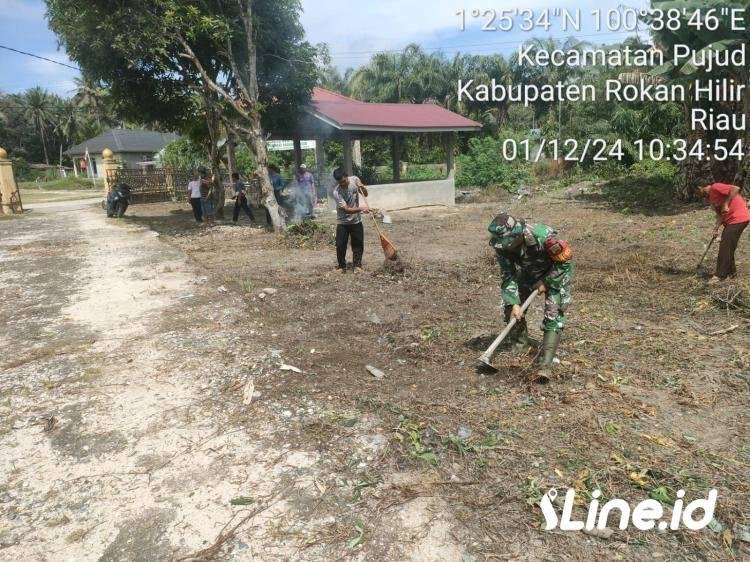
[309,87,482,133]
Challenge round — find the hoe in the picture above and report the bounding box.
[478,289,540,371]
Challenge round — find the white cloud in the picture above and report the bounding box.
[3,0,45,21]
[25,52,79,96]
[301,0,569,67]
[301,0,652,69]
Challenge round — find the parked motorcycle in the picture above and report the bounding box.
[102,183,131,218]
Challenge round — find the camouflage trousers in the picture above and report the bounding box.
[503,279,572,332]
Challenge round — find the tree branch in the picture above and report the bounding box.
[177,36,251,121]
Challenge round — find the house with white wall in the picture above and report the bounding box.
[65,129,178,178]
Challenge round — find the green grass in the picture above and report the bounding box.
[18,176,104,191]
[20,191,102,204]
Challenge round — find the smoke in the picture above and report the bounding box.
[287,179,308,224]
[284,165,337,223]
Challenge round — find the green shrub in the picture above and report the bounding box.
[161,138,207,170]
[628,159,678,184]
[455,136,530,189]
[11,157,31,180]
[587,160,627,180]
[402,166,445,182]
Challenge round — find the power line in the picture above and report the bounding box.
[0,44,81,71]
[327,29,644,59]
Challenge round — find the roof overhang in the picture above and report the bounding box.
[305,108,480,133]
[302,87,483,135]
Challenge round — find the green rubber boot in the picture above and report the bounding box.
[513,319,529,352]
[535,330,561,384]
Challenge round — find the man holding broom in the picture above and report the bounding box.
[489,213,573,383]
[332,168,370,273]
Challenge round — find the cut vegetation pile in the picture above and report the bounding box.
[283,219,335,249]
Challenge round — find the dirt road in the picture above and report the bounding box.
[1,208,434,561]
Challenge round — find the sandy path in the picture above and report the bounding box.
[0,209,325,561]
[0,206,470,562]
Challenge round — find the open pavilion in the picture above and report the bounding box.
[282,87,482,210]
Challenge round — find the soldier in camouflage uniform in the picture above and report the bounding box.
[488,213,573,382]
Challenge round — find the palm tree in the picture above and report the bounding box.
[643,0,750,197]
[21,87,55,164]
[54,98,80,146]
[72,77,111,127]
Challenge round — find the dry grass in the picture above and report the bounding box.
[127,180,750,560]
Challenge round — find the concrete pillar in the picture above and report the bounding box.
[0,147,22,214]
[102,148,118,191]
[293,136,303,170]
[314,139,326,202]
[392,134,402,183]
[444,132,455,174]
[353,139,362,168]
[342,132,353,175]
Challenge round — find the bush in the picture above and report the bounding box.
[455,136,530,189]
[235,146,257,175]
[402,165,445,182]
[587,160,628,180]
[531,159,564,181]
[628,159,678,184]
[161,138,207,169]
[11,157,31,180]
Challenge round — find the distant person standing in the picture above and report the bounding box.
[698,181,750,283]
[232,172,255,224]
[197,165,215,226]
[296,164,315,218]
[187,172,203,224]
[332,168,369,273]
[265,164,287,225]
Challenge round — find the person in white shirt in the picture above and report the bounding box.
[187,172,203,223]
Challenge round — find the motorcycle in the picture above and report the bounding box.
[102,182,131,218]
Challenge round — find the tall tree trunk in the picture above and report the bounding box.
[39,120,50,165]
[244,113,284,230]
[226,131,237,176]
[236,0,284,231]
[205,99,225,218]
[677,97,712,201]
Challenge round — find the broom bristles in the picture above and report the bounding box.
[380,235,398,261]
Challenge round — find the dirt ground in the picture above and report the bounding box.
[1,181,748,561]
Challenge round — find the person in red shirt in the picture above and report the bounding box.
[698,182,750,283]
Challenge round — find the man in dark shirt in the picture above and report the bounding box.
[232,172,255,224]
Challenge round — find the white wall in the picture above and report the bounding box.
[77,152,156,178]
[360,172,456,211]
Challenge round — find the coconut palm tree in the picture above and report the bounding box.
[21,87,55,164]
[72,76,111,127]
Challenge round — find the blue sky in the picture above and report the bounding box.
[0,0,647,97]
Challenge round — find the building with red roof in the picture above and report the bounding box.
[279,88,481,210]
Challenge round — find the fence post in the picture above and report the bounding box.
[0,147,22,215]
[165,168,175,200]
[102,147,117,191]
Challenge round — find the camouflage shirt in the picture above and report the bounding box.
[490,222,573,306]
